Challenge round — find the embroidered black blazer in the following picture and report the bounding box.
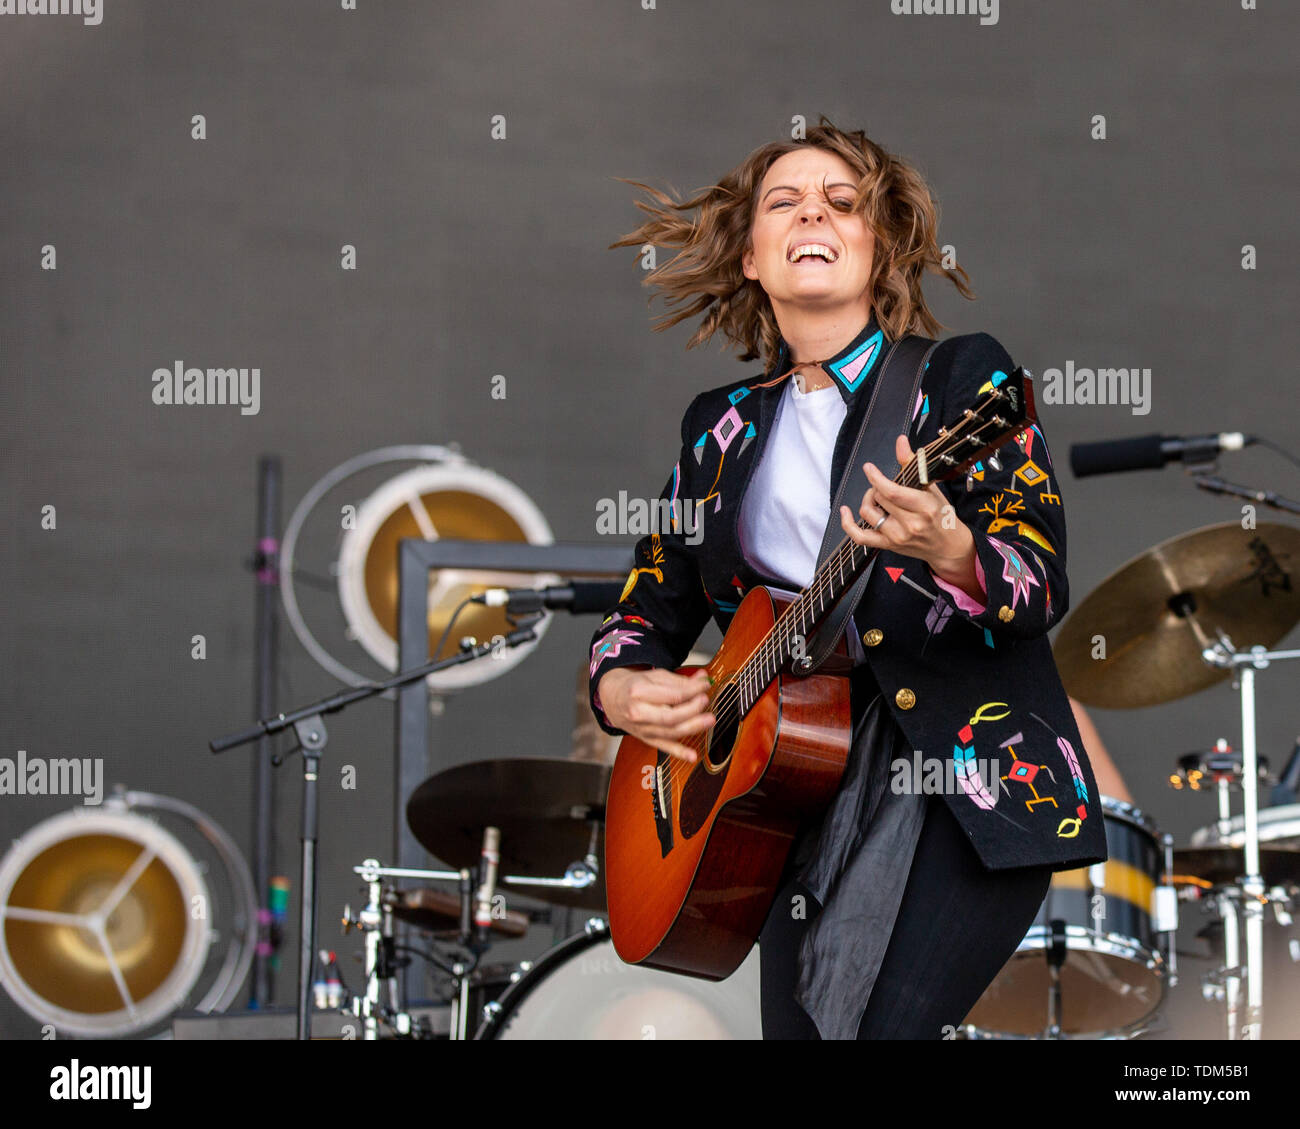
[588,319,1107,872]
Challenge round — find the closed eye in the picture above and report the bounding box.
[772,198,855,210]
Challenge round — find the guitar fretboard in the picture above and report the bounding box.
[715,382,1030,729]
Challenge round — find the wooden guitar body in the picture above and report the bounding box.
[605,586,853,979]
[603,369,1036,980]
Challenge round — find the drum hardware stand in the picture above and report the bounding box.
[1199,635,1300,1039]
[1201,883,1298,1041]
[343,848,590,1041]
[342,861,485,1040]
[1202,886,1245,1040]
[1045,918,1067,1039]
[211,612,547,1040]
[1157,833,1179,987]
[499,821,603,900]
[502,861,600,895]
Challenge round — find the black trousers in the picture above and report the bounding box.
[758,791,1054,1039]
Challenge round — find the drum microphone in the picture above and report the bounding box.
[1069,432,1254,478]
[473,826,500,951]
[472,580,626,615]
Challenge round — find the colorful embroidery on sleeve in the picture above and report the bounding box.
[987,536,1041,610]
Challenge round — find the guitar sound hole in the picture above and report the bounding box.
[706,710,739,768]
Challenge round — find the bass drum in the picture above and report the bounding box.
[475,919,761,1040]
[962,796,1167,1039]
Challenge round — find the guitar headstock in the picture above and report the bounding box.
[914,366,1038,486]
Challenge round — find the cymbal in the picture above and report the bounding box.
[406,758,610,910]
[1054,522,1300,708]
[1170,846,1300,889]
[387,886,530,937]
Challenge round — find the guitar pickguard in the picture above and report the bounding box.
[678,760,728,839]
[678,703,740,838]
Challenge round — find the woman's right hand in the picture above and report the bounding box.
[595,667,715,764]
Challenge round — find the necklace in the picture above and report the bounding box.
[791,363,832,393]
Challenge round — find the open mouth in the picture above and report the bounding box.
[788,243,839,265]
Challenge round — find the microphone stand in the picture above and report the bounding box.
[1187,465,1300,516]
[209,611,547,1041]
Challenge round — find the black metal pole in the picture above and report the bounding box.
[396,539,431,1004]
[251,455,281,1008]
[297,739,322,1041]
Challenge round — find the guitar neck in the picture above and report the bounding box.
[729,513,882,718]
[725,371,1036,717]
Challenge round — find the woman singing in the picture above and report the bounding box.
[587,119,1108,1039]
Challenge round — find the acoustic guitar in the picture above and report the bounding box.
[605,368,1037,979]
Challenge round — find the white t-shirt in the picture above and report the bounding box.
[738,376,847,589]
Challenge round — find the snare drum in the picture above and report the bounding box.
[1190,803,1300,850]
[475,918,761,1039]
[962,796,1168,1039]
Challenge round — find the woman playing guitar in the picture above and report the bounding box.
[589,119,1107,1039]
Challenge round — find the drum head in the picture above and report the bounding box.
[480,927,761,1039]
[963,931,1163,1036]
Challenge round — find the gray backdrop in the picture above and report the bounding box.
[2,0,1298,1040]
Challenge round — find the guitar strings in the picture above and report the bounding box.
[656,412,1002,789]
[659,407,1008,789]
[655,403,1016,791]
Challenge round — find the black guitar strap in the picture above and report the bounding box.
[799,333,938,674]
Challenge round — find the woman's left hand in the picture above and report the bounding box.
[839,434,980,594]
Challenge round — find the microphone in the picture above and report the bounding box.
[1070,432,1253,478]
[471,580,626,615]
[473,826,500,950]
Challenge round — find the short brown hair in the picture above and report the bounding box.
[610,116,974,371]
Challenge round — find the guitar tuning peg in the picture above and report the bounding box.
[965,472,974,493]
[986,452,1002,472]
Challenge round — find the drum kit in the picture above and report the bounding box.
[202,443,1300,1040]
[333,758,760,1040]
[307,521,1300,1042]
[8,441,1297,1040]
[964,521,1300,1040]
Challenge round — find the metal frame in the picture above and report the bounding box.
[393,539,633,997]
